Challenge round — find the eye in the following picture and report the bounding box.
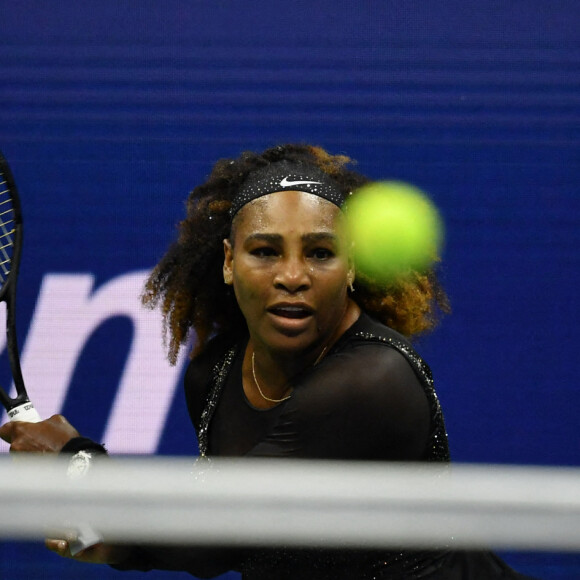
[251,246,278,258]
[310,248,334,261]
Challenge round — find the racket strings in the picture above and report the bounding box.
[0,174,16,282]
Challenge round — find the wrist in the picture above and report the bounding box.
[60,437,107,455]
[66,449,97,479]
[61,437,107,479]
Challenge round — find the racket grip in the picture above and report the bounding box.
[8,401,42,423]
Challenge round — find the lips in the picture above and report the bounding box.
[267,303,314,319]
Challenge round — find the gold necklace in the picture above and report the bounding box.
[251,346,328,404]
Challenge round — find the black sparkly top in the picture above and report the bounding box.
[182,312,451,579]
[189,311,449,465]
[113,314,533,579]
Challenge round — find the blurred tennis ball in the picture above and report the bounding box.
[344,181,444,282]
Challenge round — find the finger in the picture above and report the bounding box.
[45,538,71,558]
[46,535,109,562]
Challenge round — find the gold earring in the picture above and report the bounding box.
[224,272,233,285]
[347,274,355,293]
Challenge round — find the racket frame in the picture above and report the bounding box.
[0,152,40,422]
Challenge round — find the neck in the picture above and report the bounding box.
[243,299,361,407]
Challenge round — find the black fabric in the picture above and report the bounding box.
[230,159,347,217]
[186,312,443,462]
[60,436,107,455]
[115,313,536,579]
[173,313,534,579]
[111,545,247,578]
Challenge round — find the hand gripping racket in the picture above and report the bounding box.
[0,151,102,554]
[0,151,40,423]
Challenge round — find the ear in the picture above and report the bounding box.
[223,239,234,285]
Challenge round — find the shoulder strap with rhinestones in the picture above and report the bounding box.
[197,345,239,457]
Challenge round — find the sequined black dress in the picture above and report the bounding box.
[114,312,535,579]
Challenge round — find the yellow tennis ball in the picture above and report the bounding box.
[344,181,444,282]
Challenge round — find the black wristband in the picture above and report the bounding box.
[60,436,107,455]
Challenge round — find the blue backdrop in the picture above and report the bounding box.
[0,2,578,578]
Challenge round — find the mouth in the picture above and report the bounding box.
[267,303,314,319]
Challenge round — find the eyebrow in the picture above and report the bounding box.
[245,232,339,244]
[302,232,339,244]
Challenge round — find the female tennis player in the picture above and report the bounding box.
[0,144,536,579]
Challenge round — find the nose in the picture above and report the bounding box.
[273,256,311,293]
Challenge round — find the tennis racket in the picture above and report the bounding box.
[0,151,40,423]
[0,151,102,554]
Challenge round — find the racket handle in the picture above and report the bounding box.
[8,401,42,423]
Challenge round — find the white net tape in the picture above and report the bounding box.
[1,456,579,551]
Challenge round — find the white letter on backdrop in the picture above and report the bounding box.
[7,271,187,454]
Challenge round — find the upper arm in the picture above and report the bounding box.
[250,343,431,461]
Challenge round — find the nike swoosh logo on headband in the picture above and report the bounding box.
[279,177,323,188]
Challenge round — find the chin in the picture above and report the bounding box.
[266,330,327,356]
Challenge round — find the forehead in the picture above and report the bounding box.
[234,190,343,236]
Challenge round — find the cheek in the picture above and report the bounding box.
[232,266,269,310]
[328,280,349,304]
[317,269,349,306]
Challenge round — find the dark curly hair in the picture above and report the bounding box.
[142,144,450,364]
